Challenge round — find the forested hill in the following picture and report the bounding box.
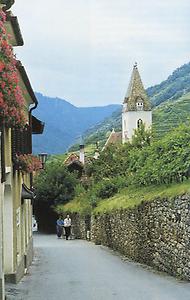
[153,92,190,139]
[147,62,190,106]
[33,62,190,154]
[76,61,190,151]
[32,93,120,154]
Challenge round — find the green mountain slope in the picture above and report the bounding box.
[147,62,190,106]
[78,62,190,152]
[81,108,121,148]
[153,92,190,139]
[34,61,190,154]
[32,93,120,154]
[81,92,190,153]
[69,108,123,152]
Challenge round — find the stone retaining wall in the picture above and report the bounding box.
[70,213,90,240]
[90,195,190,280]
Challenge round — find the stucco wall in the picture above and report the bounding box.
[90,195,190,280]
[0,182,5,300]
[25,236,33,270]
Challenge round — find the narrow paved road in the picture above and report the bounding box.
[6,234,190,300]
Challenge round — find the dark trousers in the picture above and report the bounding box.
[56,225,63,238]
[64,226,71,240]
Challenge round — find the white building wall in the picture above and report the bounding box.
[3,184,14,274]
[22,200,32,253]
[0,130,5,300]
[21,204,26,256]
[29,202,32,238]
[0,182,5,300]
[79,147,85,164]
[16,207,22,266]
[122,111,152,143]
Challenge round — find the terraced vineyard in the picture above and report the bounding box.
[153,93,190,139]
[69,62,190,154]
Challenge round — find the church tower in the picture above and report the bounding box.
[122,63,152,143]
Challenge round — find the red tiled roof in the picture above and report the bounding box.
[64,153,79,165]
[103,130,122,150]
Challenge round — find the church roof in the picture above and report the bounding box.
[102,129,122,150]
[123,63,151,111]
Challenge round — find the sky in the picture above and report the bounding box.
[12,0,190,107]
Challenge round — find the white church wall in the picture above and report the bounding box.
[122,111,152,143]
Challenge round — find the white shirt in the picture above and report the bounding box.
[64,218,71,227]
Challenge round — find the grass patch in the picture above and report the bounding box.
[55,194,92,216]
[93,179,190,214]
[55,179,190,216]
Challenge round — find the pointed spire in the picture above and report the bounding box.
[123,63,151,111]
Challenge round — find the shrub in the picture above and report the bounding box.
[96,180,118,199]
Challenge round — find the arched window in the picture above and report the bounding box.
[137,119,143,128]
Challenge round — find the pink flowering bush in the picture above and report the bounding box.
[0,10,27,128]
[15,154,42,173]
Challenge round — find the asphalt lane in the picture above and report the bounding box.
[6,234,190,300]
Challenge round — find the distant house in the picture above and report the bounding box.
[64,147,84,177]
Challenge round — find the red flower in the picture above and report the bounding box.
[0,61,5,72]
[0,9,27,128]
[16,154,42,173]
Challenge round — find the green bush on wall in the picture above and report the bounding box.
[96,180,118,199]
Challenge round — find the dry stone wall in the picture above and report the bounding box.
[91,195,190,280]
[70,213,90,240]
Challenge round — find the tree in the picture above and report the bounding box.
[131,122,151,148]
[34,161,78,232]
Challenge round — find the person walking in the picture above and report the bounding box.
[56,216,64,238]
[64,214,72,240]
